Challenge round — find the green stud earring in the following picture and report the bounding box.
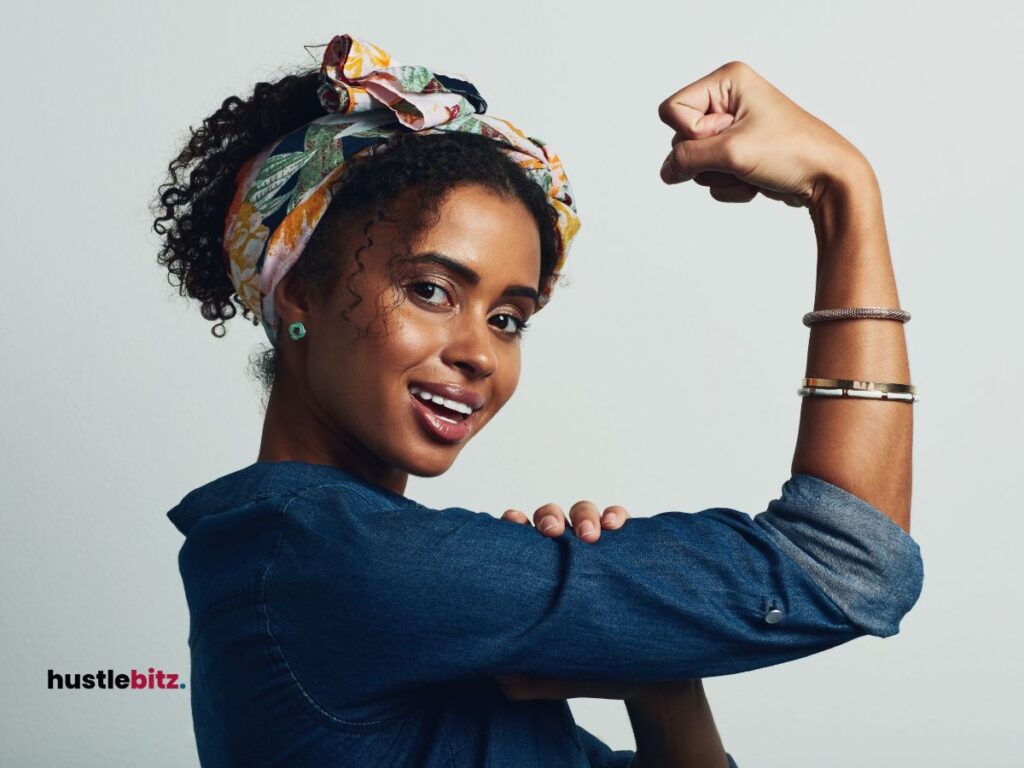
[288,321,307,341]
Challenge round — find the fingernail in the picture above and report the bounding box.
[539,517,558,533]
[603,513,618,526]
[578,521,596,538]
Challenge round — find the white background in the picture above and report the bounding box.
[2,1,1020,765]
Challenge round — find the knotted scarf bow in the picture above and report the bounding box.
[223,34,580,345]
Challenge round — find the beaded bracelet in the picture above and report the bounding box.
[803,306,911,327]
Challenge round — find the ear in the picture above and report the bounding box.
[273,269,312,330]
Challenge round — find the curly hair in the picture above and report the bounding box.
[151,66,563,397]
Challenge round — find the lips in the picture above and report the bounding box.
[407,380,484,411]
[409,389,475,444]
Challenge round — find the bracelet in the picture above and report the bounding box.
[799,377,918,403]
[802,377,916,395]
[798,307,917,403]
[803,307,911,327]
[798,386,918,403]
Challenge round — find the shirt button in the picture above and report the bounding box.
[764,608,785,624]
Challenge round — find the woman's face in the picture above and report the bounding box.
[271,183,543,495]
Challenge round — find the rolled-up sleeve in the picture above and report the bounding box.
[265,473,924,702]
[754,473,924,637]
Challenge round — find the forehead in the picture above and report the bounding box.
[407,184,541,285]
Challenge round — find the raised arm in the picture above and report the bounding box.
[794,160,912,532]
[658,58,917,534]
[569,61,918,768]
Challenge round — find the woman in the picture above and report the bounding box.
[156,34,923,767]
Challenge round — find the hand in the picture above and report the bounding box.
[658,60,869,211]
[495,674,697,704]
[501,499,631,543]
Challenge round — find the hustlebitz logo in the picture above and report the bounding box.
[48,668,186,690]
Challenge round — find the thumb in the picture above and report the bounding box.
[660,120,739,184]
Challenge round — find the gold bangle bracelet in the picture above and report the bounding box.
[798,387,918,403]
[802,377,917,395]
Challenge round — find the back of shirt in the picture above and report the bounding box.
[167,460,923,767]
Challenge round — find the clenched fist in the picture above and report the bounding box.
[659,60,870,211]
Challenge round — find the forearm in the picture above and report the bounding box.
[625,681,729,768]
[792,158,913,533]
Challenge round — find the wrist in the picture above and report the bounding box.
[810,151,878,216]
[808,155,888,266]
[625,681,729,768]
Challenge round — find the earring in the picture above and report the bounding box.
[288,321,307,341]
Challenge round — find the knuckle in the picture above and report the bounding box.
[719,139,749,172]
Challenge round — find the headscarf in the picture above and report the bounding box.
[223,34,581,346]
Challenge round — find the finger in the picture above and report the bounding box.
[569,500,602,542]
[709,183,760,203]
[693,171,744,188]
[495,674,581,701]
[496,674,643,702]
[501,508,532,526]
[601,505,630,529]
[661,130,741,184]
[669,116,734,148]
[658,64,739,139]
[533,503,566,536]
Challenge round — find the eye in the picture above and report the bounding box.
[409,280,451,306]
[490,313,531,338]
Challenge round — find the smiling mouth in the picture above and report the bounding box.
[420,399,468,423]
[408,386,475,421]
[408,388,476,444]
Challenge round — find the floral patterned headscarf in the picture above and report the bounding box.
[223,34,581,346]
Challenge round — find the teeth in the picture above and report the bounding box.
[410,386,474,415]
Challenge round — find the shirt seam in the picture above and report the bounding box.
[258,482,413,732]
[187,592,262,648]
[183,490,299,648]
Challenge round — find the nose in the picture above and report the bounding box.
[441,312,497,379]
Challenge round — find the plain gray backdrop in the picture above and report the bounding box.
[2,1,1019,765]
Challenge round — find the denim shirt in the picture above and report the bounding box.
[167,460,923,767]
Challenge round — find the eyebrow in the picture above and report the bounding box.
[399,251,540,309]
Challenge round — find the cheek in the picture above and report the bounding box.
[492,346,522,409]
[383,302,447,364]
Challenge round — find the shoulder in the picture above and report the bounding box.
[278,478,423,535]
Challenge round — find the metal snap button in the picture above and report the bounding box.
[764,608,785,624]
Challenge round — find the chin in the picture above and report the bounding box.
[400,446,462,479]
